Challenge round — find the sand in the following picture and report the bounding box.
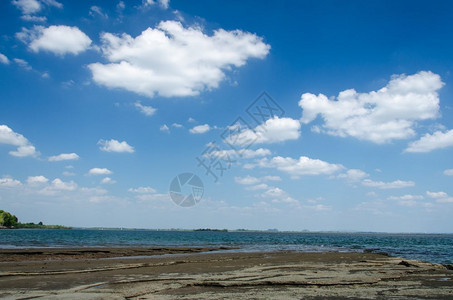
[0,247,452,299]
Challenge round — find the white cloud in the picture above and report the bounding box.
[88,168,112,176]
[18,25,92,55]
[40,178,77,194]
[37,178,78,195]
[388,194,423,207]
[190,124,210,134]
[299,71,444,144]
[261,187,285,198]
[362,179,415,189]
[443,169,453,176]
[426,191,453,203]
[0,125,38,157]
[388,194,424,201]
[89,6,108,18]
[224,117,301,145]
[172,123,183,128]
[0,53,9,64]
[98,139,134,153]
[101,177,116,184]
[0,177,22,188]
[128,186,156,193]
[261,175,281,182]
[13,58,32,71]
[135,101,156,116]
[88,21,270,98]
[246,183,269,191]
[235,174,281,186]
[27,175,48,185]
[48,153,79,162]
[12,0,42,14]
[405,129,453,153]
[12,0,61,23]
[305,204,332,211]
[160,124,170,132]
[9,145,37,157]
[235,176,260,185]
[241,148,271,158]
[41,0,62,8]
[21,15,46,22]
[158,0,169,9]
[209,148,271,160]
[257,156,344,176]
[338,169,369,182]
[62,171,75,177]
[117,1,125,11]
[141,0,169,9]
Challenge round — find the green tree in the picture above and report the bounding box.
[0,210,19,227]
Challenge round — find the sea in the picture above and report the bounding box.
[0,229,452,264]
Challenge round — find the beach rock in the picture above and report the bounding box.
[398,260,418,267]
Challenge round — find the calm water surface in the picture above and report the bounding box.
[0,229,452,264]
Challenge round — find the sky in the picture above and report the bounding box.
[1,0,453,232]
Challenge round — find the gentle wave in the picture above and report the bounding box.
[0,229,452,264]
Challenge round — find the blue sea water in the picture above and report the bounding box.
[0,229,452,264]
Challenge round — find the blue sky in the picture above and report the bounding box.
[1,0,453,232]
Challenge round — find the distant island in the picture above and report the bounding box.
[0,210,71,229]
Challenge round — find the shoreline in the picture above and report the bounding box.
[0,248,452,299]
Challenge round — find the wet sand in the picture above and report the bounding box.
[0,248,452,299]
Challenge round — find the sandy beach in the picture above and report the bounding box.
[0,248,452,299]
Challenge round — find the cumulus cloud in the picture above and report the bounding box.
[12,0,61,14]
[234,176,260,185]
[362,179,415,189]
[426,191,453,203]
[21,14,46,22]
[128,186,156,193]
[12,0,42,14]
[0,125,38,157]
[338,169,369,182]
[257,156,344,176]
[208,148,271,160]
[98,139,134,153]
[88,168,112,176]
[190,124,210,134]
[88,21,270,98]
[234,174,281,186]
[299,71,444,144]
[135,101,156,116]
[246,183,269,191]
[0,53,9,64]
[17,25,92,55]
[38,178,77,195]
[13,58,32,71]
[0,177,22,188]
[101,177,116,184]
[405,129,453,153]
[261,187,285,198]
[142,0,170,9]
[388,194,423,206]
[388,194,424,201]
[48,153,79,162]
[160,124,170,132]
[89,6,108,18]
[224,117,301,145]
[443,169,453,176]
[27,175,48,185]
